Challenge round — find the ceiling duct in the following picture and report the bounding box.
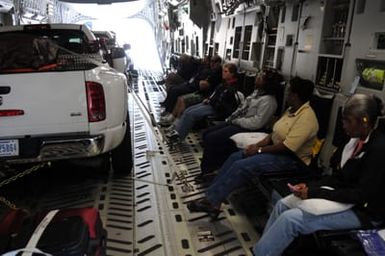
[189,0,210,28]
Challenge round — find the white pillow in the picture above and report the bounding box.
[281,194,354,216]
[230,132,269,149]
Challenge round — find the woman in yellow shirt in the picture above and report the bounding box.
[188,77,319,219]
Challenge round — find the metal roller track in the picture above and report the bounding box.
[0,69,260,256]
[128,70,259,256]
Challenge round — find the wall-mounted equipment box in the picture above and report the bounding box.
[316,56,344,93]
[356,58,385,91]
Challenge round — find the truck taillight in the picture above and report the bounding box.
[86,81,106,122]
[0,109,24,117]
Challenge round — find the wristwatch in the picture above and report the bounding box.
[257,147,263,154]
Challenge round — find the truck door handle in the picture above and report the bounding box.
[0,86,10,94]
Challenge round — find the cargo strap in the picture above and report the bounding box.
[23,209,59,256]
[2,248,51,256]
[2,210,59,256]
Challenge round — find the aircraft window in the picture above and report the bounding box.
[242,25,253,60]
[281,5,286,23]
[214,42,219,56]
[251,42,262,67]
[195,36,199,56]
[230,36,233,45]
[232,17,236,28]
[210,21,215,44]
[286,34,294,46]
[356,0,366,14]
[276,47,284,71]
[208,46,213,57]
[186,35,189,51]
[233,26,242,58]
[292,3,300,22]
[191,38,195,55]
[177,38,180,52]
[228,18,231,29]
[376,33,385,50]
[226,49,231,60]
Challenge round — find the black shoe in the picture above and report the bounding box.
[187,199,220,220]
[194,173,216,184]
[156,80,165,85]
[166,130,180,141]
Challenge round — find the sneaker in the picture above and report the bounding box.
[158,113,175,127]
[165,129,180,142]
[160,110,169,116]
[163,124,175,133]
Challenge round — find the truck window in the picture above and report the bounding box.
[0,30,101,74]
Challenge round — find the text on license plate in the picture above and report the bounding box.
[0,140,19,157]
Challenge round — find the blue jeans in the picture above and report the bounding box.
[175,102,216,140]
[200,123,249,173]
[253,200,361,256]
[206,150,300,206]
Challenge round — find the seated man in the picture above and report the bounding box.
[159,55,222,126]
[254,94,385,256]
[187,77,319,219]
[197,70,283,180]
[171,57,223,119]
[159,54,199,90]
[167,62,241,142]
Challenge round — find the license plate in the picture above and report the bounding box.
[0,140,19,157]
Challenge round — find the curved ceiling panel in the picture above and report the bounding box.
[64,0,147,19]
[60,0,139,3]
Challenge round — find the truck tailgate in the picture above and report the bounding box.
[0,71,89,137]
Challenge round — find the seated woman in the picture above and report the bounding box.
[187,77,319,218]
[253,94,385,256]
[197,70,284,180]
[167,62,242,142]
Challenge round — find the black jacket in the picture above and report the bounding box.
[308,129,385,227]
[209,82,240,120]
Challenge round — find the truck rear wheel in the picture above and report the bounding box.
[111,116,133,175]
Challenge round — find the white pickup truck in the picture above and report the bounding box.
[0,24,132,174]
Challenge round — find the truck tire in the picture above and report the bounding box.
[111,116,133,175]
